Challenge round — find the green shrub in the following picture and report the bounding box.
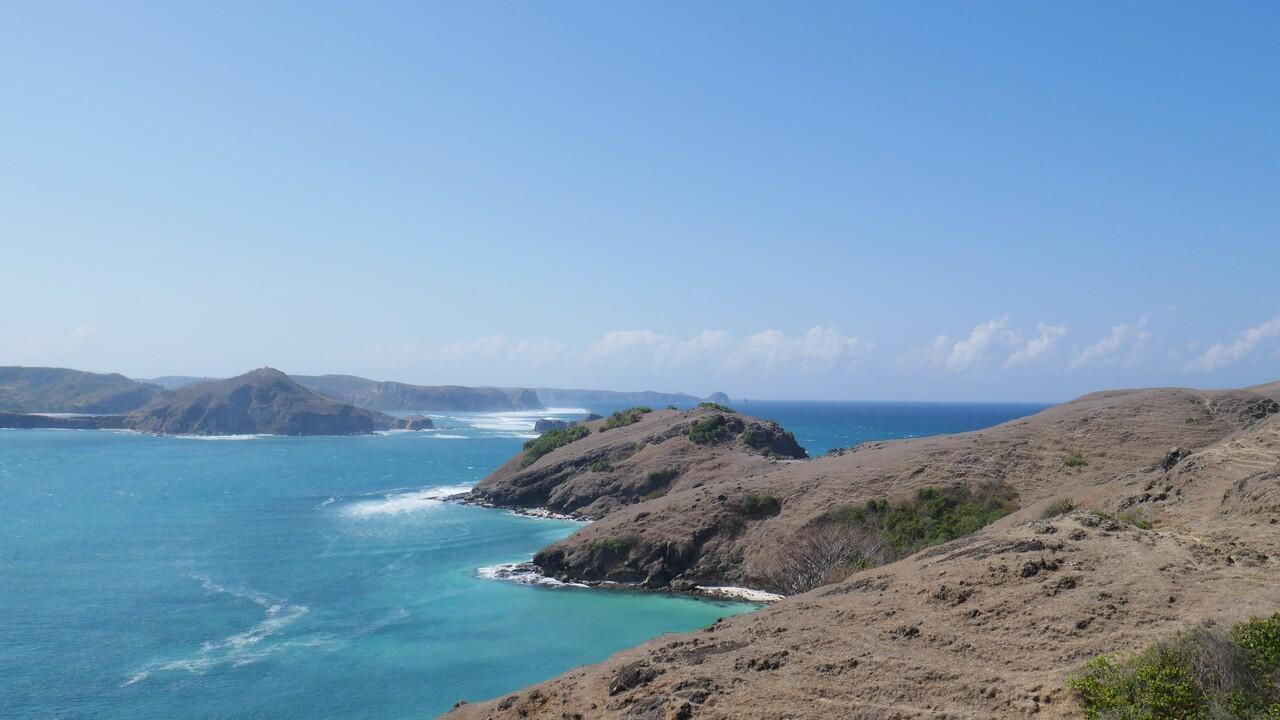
[589,536,632,556]
[1069,615,1280,719]
[827,485,1017,558]
[521,425,589,467]
[688,414,732,444]
[589,459,613,473]
[666,404,678,410]
[598,406,652,432]
[645,468,679,486]
[1042,498,1076,519]
[1117,508,1155,530]
[697,401,735,413]
[741,494,781,518]
[1064,451,1089,468]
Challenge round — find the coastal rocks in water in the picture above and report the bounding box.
[534,414,603,433]
[403,415,436,431]
[126,368,399,436]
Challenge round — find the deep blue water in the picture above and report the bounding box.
[0,401,1046,719]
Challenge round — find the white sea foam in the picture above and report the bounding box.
[476,561,588,588]
[426,434,468,440]
[342,484,474,517]
[124,576,315,686]
[170,434,269,441]
[450,407,590,433]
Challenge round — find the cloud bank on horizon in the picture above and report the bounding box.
[4,313,1277,402]
[340,312,1278,401]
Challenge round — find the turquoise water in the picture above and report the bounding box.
[0,402,1045,719]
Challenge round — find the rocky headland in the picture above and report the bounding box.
[122,368,401,436]
[449,384,1280,719]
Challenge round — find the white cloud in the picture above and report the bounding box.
[1191,315,1280,371]
[1005,323,1067,368]
[1070,315,1151,370]
[375,326,870,387]
[945,317,1013,371]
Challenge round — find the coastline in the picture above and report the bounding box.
[454,497,783,603]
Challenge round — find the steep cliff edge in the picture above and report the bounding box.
[448,385,1280,719]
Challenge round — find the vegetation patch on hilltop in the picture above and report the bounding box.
[759,485,1017,595]
[697,401,735,413]
[598,407,652,432]
[521,425,590,467]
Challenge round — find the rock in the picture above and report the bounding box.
[534,418,571,432]
[609,661,660,695]
[403,415,435,431]
[1161,447,1192,471]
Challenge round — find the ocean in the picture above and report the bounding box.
[0,401,1046,719]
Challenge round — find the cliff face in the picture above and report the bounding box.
[449,384,1280,719]
[0,366,161,414]
[126,369,399,436]
[293,375,543,412]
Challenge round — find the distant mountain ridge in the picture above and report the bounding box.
[0,366,161,413]
[534,388,729,408]
[292,375,543,412]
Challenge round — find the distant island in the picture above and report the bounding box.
[0,365,724,436]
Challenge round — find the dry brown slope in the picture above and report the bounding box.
[447,385,1280,719]
[526,388,1276,591]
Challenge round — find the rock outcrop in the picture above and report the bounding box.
[403,415,436,430]
[126,368,399,436]
[448,384,1280,719]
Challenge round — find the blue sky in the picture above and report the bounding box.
[2,2,1277,401]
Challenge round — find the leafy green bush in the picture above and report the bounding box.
[1069,615,1280,719]
[645,468,679,486]
[521,425,589,467]
[697,401,735,413]
[758,485,1016,595]
[589,459,613,473]
[598,406,652,432]
[1042,498,1076,519]
[1064,451,1090,468]
[1117,508,1155,530]
[688,414,733,444]
[741,494,781,518]
[826,485,1018,558]
[589,536,633,556]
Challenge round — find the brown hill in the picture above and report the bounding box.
[449,385,1280,719]
[126,368,400,436]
